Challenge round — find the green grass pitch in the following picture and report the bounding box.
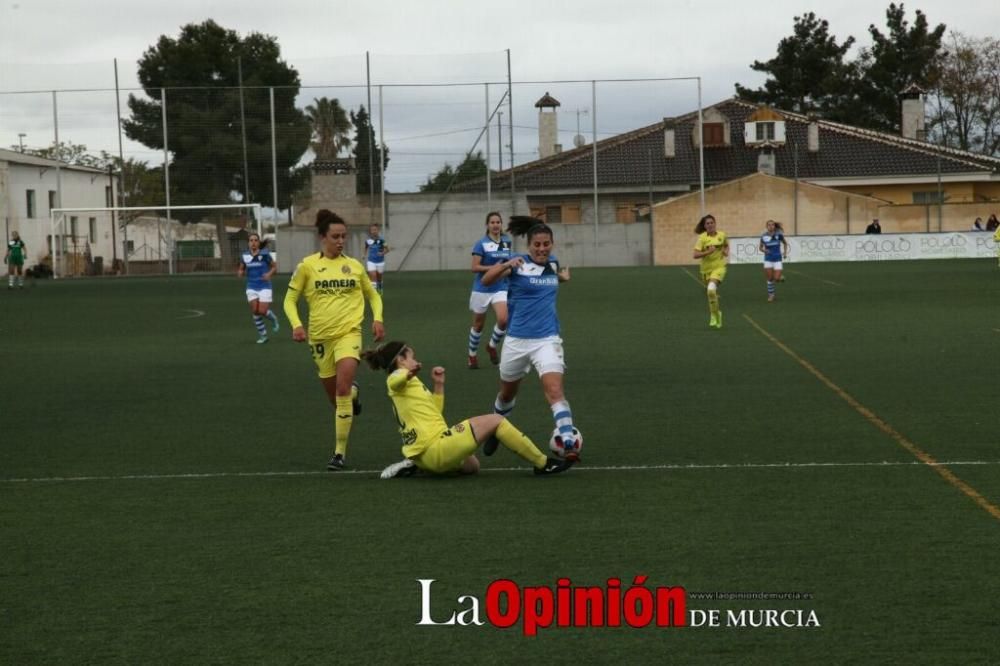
[2,259,999,663]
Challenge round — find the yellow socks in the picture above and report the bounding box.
[335,395,354,456]
[497,419,547,468]
[707,288,720,317]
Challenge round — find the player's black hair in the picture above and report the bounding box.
[316,209,347,235]
[508,215,552,241]
[248,231,268,249]
[695,214,717,234]
[362,341,408,373]
[485,211,503,226]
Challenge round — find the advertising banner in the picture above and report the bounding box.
[729,232,998,264]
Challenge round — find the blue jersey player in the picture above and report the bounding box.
[365,223,389,293]
[758,220,789,302]
[480,216,579,461]
[467,211,512,369]
[238,232,279,343]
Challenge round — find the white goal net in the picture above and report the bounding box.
[49,203,263,278]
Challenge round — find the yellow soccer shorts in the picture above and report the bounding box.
[412,420,479,474]
[701,267,727,284]
[309,332,363,379]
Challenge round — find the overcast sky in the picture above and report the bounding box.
[0,0,994,192]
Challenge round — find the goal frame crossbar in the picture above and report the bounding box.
[49,203,262,278]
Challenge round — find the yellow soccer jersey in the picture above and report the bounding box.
[284,253,383,340]
[994,227,1000,243]
[386,370,448,458]
[695,231,728,273]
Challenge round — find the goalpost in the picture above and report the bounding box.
[49,203,262,278]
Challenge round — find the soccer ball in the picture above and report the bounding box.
[549,427,583,459]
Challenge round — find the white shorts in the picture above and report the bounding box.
[499,335,565,382]
[763,260,784,271]
[246,288,273,303]
[469,290,508,314]
[366,261,386,273]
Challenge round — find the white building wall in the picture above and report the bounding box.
[1,155,117,267]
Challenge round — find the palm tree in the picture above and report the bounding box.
[304,97,352,160]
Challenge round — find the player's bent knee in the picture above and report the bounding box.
[460,456,480,475]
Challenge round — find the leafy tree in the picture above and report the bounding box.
[123,20,310,211]
[305,97,352,160]
[114,158,171,218]
[928,33,1000,156]
[854,3,947,132]
[735,5,947,132]
[20,142,113,169]
[351,105,389,195]
[734,12,857,116]
[420,152,488,193]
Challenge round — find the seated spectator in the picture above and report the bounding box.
[865,219,882,234]
[986,214,999,232]
[973,217,984,231]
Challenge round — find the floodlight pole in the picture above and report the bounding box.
[507,49,514,214]
[378,85,387,232]
[270,87,278,233]
[592,80,599,258]
[366,52,375,225]
[161,87,173,275]
[53,91,62,277]
[697,77,705,216]
[485,83,491,205]
[115,59,129,274]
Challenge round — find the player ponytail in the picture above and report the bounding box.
[362,341,407,373]
[316,209,347,235]
[508,215,552,241]
[695,214,716,234]
[768,220,784,232]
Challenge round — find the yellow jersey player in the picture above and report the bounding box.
[284,209,385,471]
[363,341,574,479]
[994,224,1000,267]
[693,214,729,328]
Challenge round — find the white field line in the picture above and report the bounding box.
[3,459,1000,484]
[784,269,844,287]
[177,309,206,319]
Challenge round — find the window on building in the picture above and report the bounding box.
[544,205,562,224]
[912,191,946,204]
[702,122,725,146]
[70,216,78,239]
[89,218,97,243]
[48,190,57,212]
[562,205,581,225]
[616,203,634,224]
[49,235,69,252]
[26,190,36,218]
[126,240,135,254]
[755,122,775,141]
[105,185,114,207]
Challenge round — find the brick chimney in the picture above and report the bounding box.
[900,83,926,140]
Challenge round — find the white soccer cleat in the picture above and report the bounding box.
[380,458,416,480]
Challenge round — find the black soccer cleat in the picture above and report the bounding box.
[351,381,362,416]
[327,453,346,471]
[482,435,500,457]
[534,457,575,476]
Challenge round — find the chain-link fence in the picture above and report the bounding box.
[1,53,704,274]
